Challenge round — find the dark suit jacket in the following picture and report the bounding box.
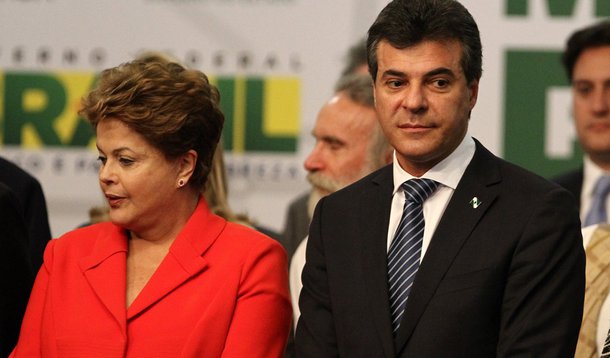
[552,168,583,210]
[295,140,585,357]
[282,191,311,260]
[0,157,52,271]
[0,183,34,357]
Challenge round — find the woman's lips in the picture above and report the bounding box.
[105,193,124,207]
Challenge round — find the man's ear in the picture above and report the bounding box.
[372,81,377,107]
[468,79,479,110]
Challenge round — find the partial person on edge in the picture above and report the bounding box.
[550,20,610,358]
[0,182,34,357]
[0,156,52,271]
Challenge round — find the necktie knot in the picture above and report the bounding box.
[585,175,610,227]
[401,179,439,204]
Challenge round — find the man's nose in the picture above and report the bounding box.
[401,85,428,113]
[304,143,325,173]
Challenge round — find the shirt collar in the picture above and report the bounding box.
[392,135,476,194]
[583,155,610,198]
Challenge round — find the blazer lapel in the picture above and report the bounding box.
[79,224,129,334]
[394,141,502,354]
[360,166,396,358]
[127,199,225,319]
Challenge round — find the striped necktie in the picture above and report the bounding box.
[388,178,438,333]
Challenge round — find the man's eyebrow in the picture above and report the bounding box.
[572,79,591,86]
[380,67,456,79]
[380,69,406,78]
[320,135,345,146]
[424,67,456,78]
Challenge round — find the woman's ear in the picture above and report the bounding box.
[177,149,198,187]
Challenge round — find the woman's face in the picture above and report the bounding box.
[96,118,182,233]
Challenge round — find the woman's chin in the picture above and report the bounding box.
[108,211,131,228]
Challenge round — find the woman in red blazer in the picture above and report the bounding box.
[11,57,291,357]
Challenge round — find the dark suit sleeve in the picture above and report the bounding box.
[0,185,35,357]
[294,198,339,357]
[282,192,311,260]
[22,177,52,271]
[497,186,584,357]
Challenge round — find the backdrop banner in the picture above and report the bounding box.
[1,0,608,236]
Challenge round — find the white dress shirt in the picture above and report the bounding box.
[386,135,475,256]
[290,236,307,328]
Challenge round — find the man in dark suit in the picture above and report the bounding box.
[294,0,585,357]
[0,182,35,357]
[0,157,52,271]
[552,21,610,226]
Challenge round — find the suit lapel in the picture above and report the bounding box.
[127,199,225,319]
[360,166,396,358]
[79,224,129,334]
[394,141,502,354]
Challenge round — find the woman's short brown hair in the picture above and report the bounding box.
[80,58,224,189]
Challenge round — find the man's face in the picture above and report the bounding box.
[572,46,610,167]
[304,92,381,197]
[373,39,478,177]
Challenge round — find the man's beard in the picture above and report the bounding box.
[306,171,345,196]
[305,159,383,219]
[306,158,380,196]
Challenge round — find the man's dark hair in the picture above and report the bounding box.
[367,0,482,84]
[562,20,610,82]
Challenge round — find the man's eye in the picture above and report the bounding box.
[432,79,449,88]
[387,80,403,88]
[575,86,592,96]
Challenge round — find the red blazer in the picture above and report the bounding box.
[11,199,292,357]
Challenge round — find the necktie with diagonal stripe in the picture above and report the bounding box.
[388,178,438,333]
